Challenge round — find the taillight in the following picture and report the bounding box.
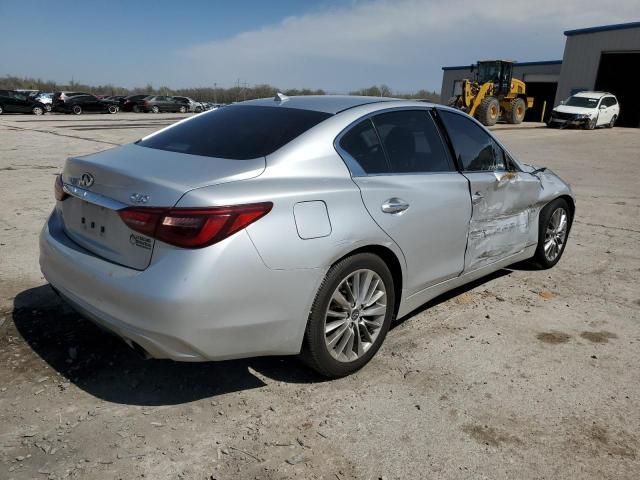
[54,174,69,201]
[118,202,273,249]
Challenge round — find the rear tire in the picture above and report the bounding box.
[505,97,526,124]
[32,106,44,115]
[179,105,187,113]
[301,253,395,378]
[133,105,141,113]
[72,105,82,115]
[607,115,617,128]
[151,105,160,113]
[475,96,500,126]
[107,105,118,114]
[0,105,3,114]
[528,198,571,269]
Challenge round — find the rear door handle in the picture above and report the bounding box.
[471,192,484,205]
[381,198,410,214]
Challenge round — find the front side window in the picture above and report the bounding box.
[439,110,506,172]
[338,119,388,174]
[138,105,332,160]
[372,110,452,173]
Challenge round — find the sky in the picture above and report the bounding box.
[1,0,639,93]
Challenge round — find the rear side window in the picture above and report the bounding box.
[338,119,388,174]
[372,110,452,173]
[138,105,332,160]
[439,110,506,172]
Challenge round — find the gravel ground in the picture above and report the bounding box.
[0,113,638,480]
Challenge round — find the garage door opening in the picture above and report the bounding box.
[524,82,558,123]
[595,52,640,128]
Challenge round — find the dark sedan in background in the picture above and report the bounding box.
[0,90,48,115]
[53,93,119,115]
[129,95,188,113]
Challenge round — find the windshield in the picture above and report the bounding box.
[565,96,599,108]
[137,105,332,160]
[477,63,500,84]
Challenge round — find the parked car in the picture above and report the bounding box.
[173,96,204,113]
[136,96,189,113]
[33,92,53,111]
[120,95,150,112]
[53,93,119,115]
[548,91,619,129]
[52,91,92,107]
[40,96,574,378]
[0,90,48,115]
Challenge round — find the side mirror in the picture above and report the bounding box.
[560,100,565,105]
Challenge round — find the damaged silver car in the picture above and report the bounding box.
[40,96,574,378]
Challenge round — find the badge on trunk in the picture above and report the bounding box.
[130,234,152,250]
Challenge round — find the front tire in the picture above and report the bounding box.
[302,253,395,378]
[505,97,526,124]
[475,96,500,126]
[586,117,597,130]
[72,105,82,115]
[529,198,571,269]
[107,105,118,114]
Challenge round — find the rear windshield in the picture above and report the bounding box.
[137,105,332,160]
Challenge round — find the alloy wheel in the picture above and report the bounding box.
[544,208,568,261]
[324,269,387,362]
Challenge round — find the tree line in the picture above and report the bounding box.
[0,75,440,103]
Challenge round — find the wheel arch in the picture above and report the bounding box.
[330,244,404,319]
[555,194,575,230]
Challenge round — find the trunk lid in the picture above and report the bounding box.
[60,143,265,270]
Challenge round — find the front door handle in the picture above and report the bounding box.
[471,192,484,205]
[381,198,410,214]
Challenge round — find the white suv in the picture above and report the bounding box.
[548,91,619,129]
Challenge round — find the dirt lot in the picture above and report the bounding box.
[1,113,639,480]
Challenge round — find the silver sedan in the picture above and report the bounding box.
[39,95,574,377]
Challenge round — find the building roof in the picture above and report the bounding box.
[442,60,562,71]
[564,21,640,36]
[240,95,398,114]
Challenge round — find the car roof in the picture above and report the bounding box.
[239,95,403,114]
[573,91,612,99]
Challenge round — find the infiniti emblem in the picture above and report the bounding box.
[130,193,150,204]
[78,173,94,188]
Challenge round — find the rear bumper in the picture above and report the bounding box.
[39,209,323,361]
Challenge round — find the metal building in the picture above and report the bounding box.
[556,22,640,128]
[440,21,640,127]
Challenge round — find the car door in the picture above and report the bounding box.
[438,109,541,272]
[597,97,614,126]
[339,109,471,295]
[83,95,101,112]
[12,93,32,112]
[159,96,171,111]
[2,91,22,112]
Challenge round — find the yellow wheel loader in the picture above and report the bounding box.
[448,60,534,126]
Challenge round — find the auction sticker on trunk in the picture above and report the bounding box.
[130,233,152,250]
